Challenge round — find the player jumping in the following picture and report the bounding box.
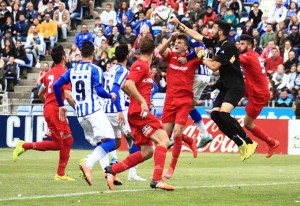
[53,41,117,186]
[239,34,280,158]
[13,45,75,181]
[104,36,174,191]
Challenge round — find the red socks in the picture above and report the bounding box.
[251,126,275,145]
[112,151,144,174]
[153,146,167,181]
[182,134,193,145]
[57,136,73,176]
[22,140,63,151]
[169,136,182,169]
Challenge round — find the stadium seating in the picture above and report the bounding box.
[16,105,32,115]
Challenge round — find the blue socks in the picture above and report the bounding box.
[190,109,202,123]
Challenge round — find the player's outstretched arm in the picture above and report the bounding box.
[159,33,177,58]
[124,79,149,118]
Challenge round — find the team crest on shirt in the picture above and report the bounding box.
[136,67,140,70]
[142,124,153,136]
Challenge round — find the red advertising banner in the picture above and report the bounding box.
[119,118,289,154]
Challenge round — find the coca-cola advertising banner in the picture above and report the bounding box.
[0,115,289,155]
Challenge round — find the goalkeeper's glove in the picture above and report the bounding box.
[168,16,186,32]
[195,46,206,60]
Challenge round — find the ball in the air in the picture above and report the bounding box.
[154,6,171,23]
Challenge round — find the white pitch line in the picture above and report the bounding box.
[1,182,300,202]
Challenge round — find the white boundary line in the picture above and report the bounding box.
[1,182,300,202]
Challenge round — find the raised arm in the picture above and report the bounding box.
[159,31,179,58]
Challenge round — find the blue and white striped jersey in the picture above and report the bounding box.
[103,64,129,113]
[62,62,104,117]
[188,37,211,76]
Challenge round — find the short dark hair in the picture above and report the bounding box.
[271,48,278,51]
[95,17,100,20]
[177,33,189,46]
[139,36,155,55]
[51,45,66,64]
[240,34,254,48]
[125,25,132,29]
[253,2,259,6]
[115,43,129,62]
[81,41,95,58]
[206,6,212,9]
[45,12,51,16]
[110,56,117,63]
[266,23,273,27]
[151,1,157,4]
[214,19,231,36]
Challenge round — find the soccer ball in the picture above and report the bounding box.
[154,6,171,23]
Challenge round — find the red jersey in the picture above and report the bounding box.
[126,59,152,114]
[41,65,71,107]
[240,50,269,96]
[164,51,202,98]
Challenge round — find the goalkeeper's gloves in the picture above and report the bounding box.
[168,16,186,32]
[195,46,206,60]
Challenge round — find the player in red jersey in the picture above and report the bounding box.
[104,37,174,191]
[13,45,76,180]
[159,32,202,179]
[239,34,280,158]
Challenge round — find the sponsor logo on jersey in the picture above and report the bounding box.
[169,64,188,71]
[142,78,153,83]
[142,124,153,136]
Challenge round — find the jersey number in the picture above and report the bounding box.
[47,75,54,93]
[104,78,111,93]
[76,80,86,101]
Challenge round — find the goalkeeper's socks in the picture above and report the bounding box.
[153,146,167,181]
[112,151,144,174]
[169,136,182,169]
[57,136,73,176]
[22,140,63,151]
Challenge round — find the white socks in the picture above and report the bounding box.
[194,120,208,138]
[85,146,107,169]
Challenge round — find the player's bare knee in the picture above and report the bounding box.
[141,147,153,160]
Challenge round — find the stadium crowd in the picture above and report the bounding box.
[0,0,299,109]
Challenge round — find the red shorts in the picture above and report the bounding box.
[162,96,193,125]
[128,112,162,148]
[245,96,269,119]
[44,105,71,141]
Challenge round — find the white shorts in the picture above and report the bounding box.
[78,109,115,146]
[106,110,131,139]
[193,75,210,102]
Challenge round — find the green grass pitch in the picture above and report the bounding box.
[1,149,300,206]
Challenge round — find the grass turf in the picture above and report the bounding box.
[1,149,300,206]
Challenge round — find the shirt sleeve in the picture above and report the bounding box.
[91,66,103,87]
[61,70,72,90]
[163,51,173,63]
[239,53,249,67]
[202,37,214,48]
[126,64,146,84]
[114,67,129,85]
[215,42,235,66]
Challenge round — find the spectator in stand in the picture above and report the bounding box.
[252,29,260,44]
[93,17,106,37]
[224,8,237,30]
[68,53,81,69]
[117,15,129,36]
[128,48,140,67]
[275,30,288,50]
[100,4,117,27]
[0,2,11,28]
[25,24,44,68]
[207,18,214,34]
[272,64,288,90]
[36,62,50,85]
[123,25,137,45]
[189,1,205,24]
[96,50,109,71]
[67,0,81,31]
[25,2,38,24]
[2,16,15,36]
[266,48,284,75]
[203,6,218,26]
[145,1,157,23]
[217,0,227,14]
[67,43,81,64]
[249,2,263,28]
[269,0,287,27]
[130,0,143,14]
[105,19,114,37]
[234,40,240,49]
[14,40,29,65]
[275,89,292,107]
[27,18,40,35]
[132,3,144,22]
[4,56,18,87]
[200,27,212,38]
[0,56,4,91]
[96,40,110,59]
[167,3,179,19]
[260,23,276,48]
[151,66,161,89]
[286,2,298,21]
[287,25,300,56]
[38,0,49,14]
[253,37,263,55]
[12,3,21,25]
[42,2,55,19]
[294,90,300,119]
[287,14,300,34]
[133,24,152,49]
[172,0,187,20]
[108,26,124,46]
[281,39,294,62]
[1,30,16,49]
[2,39,16,63]
[40,12,57,53]
[261,40,280,62]
[242,20,253,36]
[228,0,240,18]
[287,64,297,93]
[73,24,93,49]
[196,19,204,32]
[108,40,119,58]
[25,0,40,11]
[117,1,133,24]
[53,2,70,42]
[228,27,240,43]
[217,6,227,20]
[155,24,170,46]
[94,29,106,48]
[257,16,269,36]
[132,11,151,36]
[284,50,299,71]
[80,0,96,19]
[276,21,288,33]
[209,70,220,91]
[291,64,300,98]
[203,0,219,12]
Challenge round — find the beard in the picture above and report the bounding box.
[240,47,247,54]
[212,32,219,41]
